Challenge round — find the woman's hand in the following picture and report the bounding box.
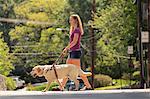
[62,48,68,56]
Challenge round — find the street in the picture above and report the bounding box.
[0,89,150,99]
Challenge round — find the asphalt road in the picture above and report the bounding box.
[0,89,150,99]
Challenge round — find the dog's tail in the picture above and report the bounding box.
[79,69,92,77]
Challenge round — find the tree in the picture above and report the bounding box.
[0,32,14,76]
[0,0,25,46]
[92,0,137,78]
[9,0,69,80]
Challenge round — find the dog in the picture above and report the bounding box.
[0,74,6,91]
[30,64,92,92]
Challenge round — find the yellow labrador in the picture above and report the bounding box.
[30,64,92,92]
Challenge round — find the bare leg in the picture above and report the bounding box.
[72,78,79,91]
[61,59,92,90]
[71,59,92,89]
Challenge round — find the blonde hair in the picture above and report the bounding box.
[69,14,84,35]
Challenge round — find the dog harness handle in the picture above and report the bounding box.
[51,52,65,91]
[52,64,58,79]
[52,64,64,91]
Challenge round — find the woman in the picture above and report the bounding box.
[62,14,92,90]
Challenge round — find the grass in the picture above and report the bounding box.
[27,79,137,91]
[95,79,136,90]
[27,82,59,91]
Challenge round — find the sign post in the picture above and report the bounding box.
[128,46,133,88]
[141,31,149,88]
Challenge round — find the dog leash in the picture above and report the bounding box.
[52,52,66,91]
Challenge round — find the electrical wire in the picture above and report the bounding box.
[0,17,56,25]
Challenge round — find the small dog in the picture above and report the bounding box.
[30,64,91,92]
[0,74,6,91]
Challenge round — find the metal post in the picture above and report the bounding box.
[128,46,133,88]
[137,0,145,88]
[129,55,132,88]
[144,49,149,88]
[117,57,122,89]
[147,0,150,88]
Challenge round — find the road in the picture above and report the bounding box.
[0,89,150,99]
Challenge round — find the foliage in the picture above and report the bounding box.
[94,74,112,88]
[27,82,59,91]
[0,0,139,85]
[0,0,25,45]
[9,0,69,80]
[68,0,92,23]
[92,0,137,76]
[0,32,14,76]
[5,77,16,90]
[14,0,68,25]
[132,71,140,81]
[95,60,134,79]
[122,73,130,80]
[95,79,136,90]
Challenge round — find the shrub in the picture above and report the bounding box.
[27,82,59,91]
[5,77,16,90]
[132,71,140,81]
[122,73,130,80]
[94,74,112,88]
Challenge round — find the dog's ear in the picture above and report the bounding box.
[37,67,41,73]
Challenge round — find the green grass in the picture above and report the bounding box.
[95,79,136,90]
[27,82,59,91]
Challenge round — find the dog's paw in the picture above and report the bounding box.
[42,89,47,92]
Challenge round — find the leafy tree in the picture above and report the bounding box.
[0,32,14,76]
[0,0,25,46]
[9,0,69,81]
[92,0,137,78]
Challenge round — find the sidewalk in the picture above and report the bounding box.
[0,89,150,96]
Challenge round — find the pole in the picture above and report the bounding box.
[129,55,132,88]
[90,0,96,89]
[137,0,145,88]
[117,57,122,89]
[147,0,150,88]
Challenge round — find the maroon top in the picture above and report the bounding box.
[69,28,81,51]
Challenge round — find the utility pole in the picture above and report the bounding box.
[147,0,150,87]
[90,0,96,89]
[137,0,145,88]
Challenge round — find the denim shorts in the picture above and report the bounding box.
[68,50,82,59]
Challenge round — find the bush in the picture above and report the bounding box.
[5,77,16,90]
[122,73,130,80]
[94,74,112,88]
[132,71,140,81]
[27,82,59,91]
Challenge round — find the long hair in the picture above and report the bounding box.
[69,14,84,35]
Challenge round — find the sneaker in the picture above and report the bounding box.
[80,86,92,91]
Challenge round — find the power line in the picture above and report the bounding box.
[10,52,61,56]
[0,17,56,25]
[82,32,102,40]
[10,45,38,48]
